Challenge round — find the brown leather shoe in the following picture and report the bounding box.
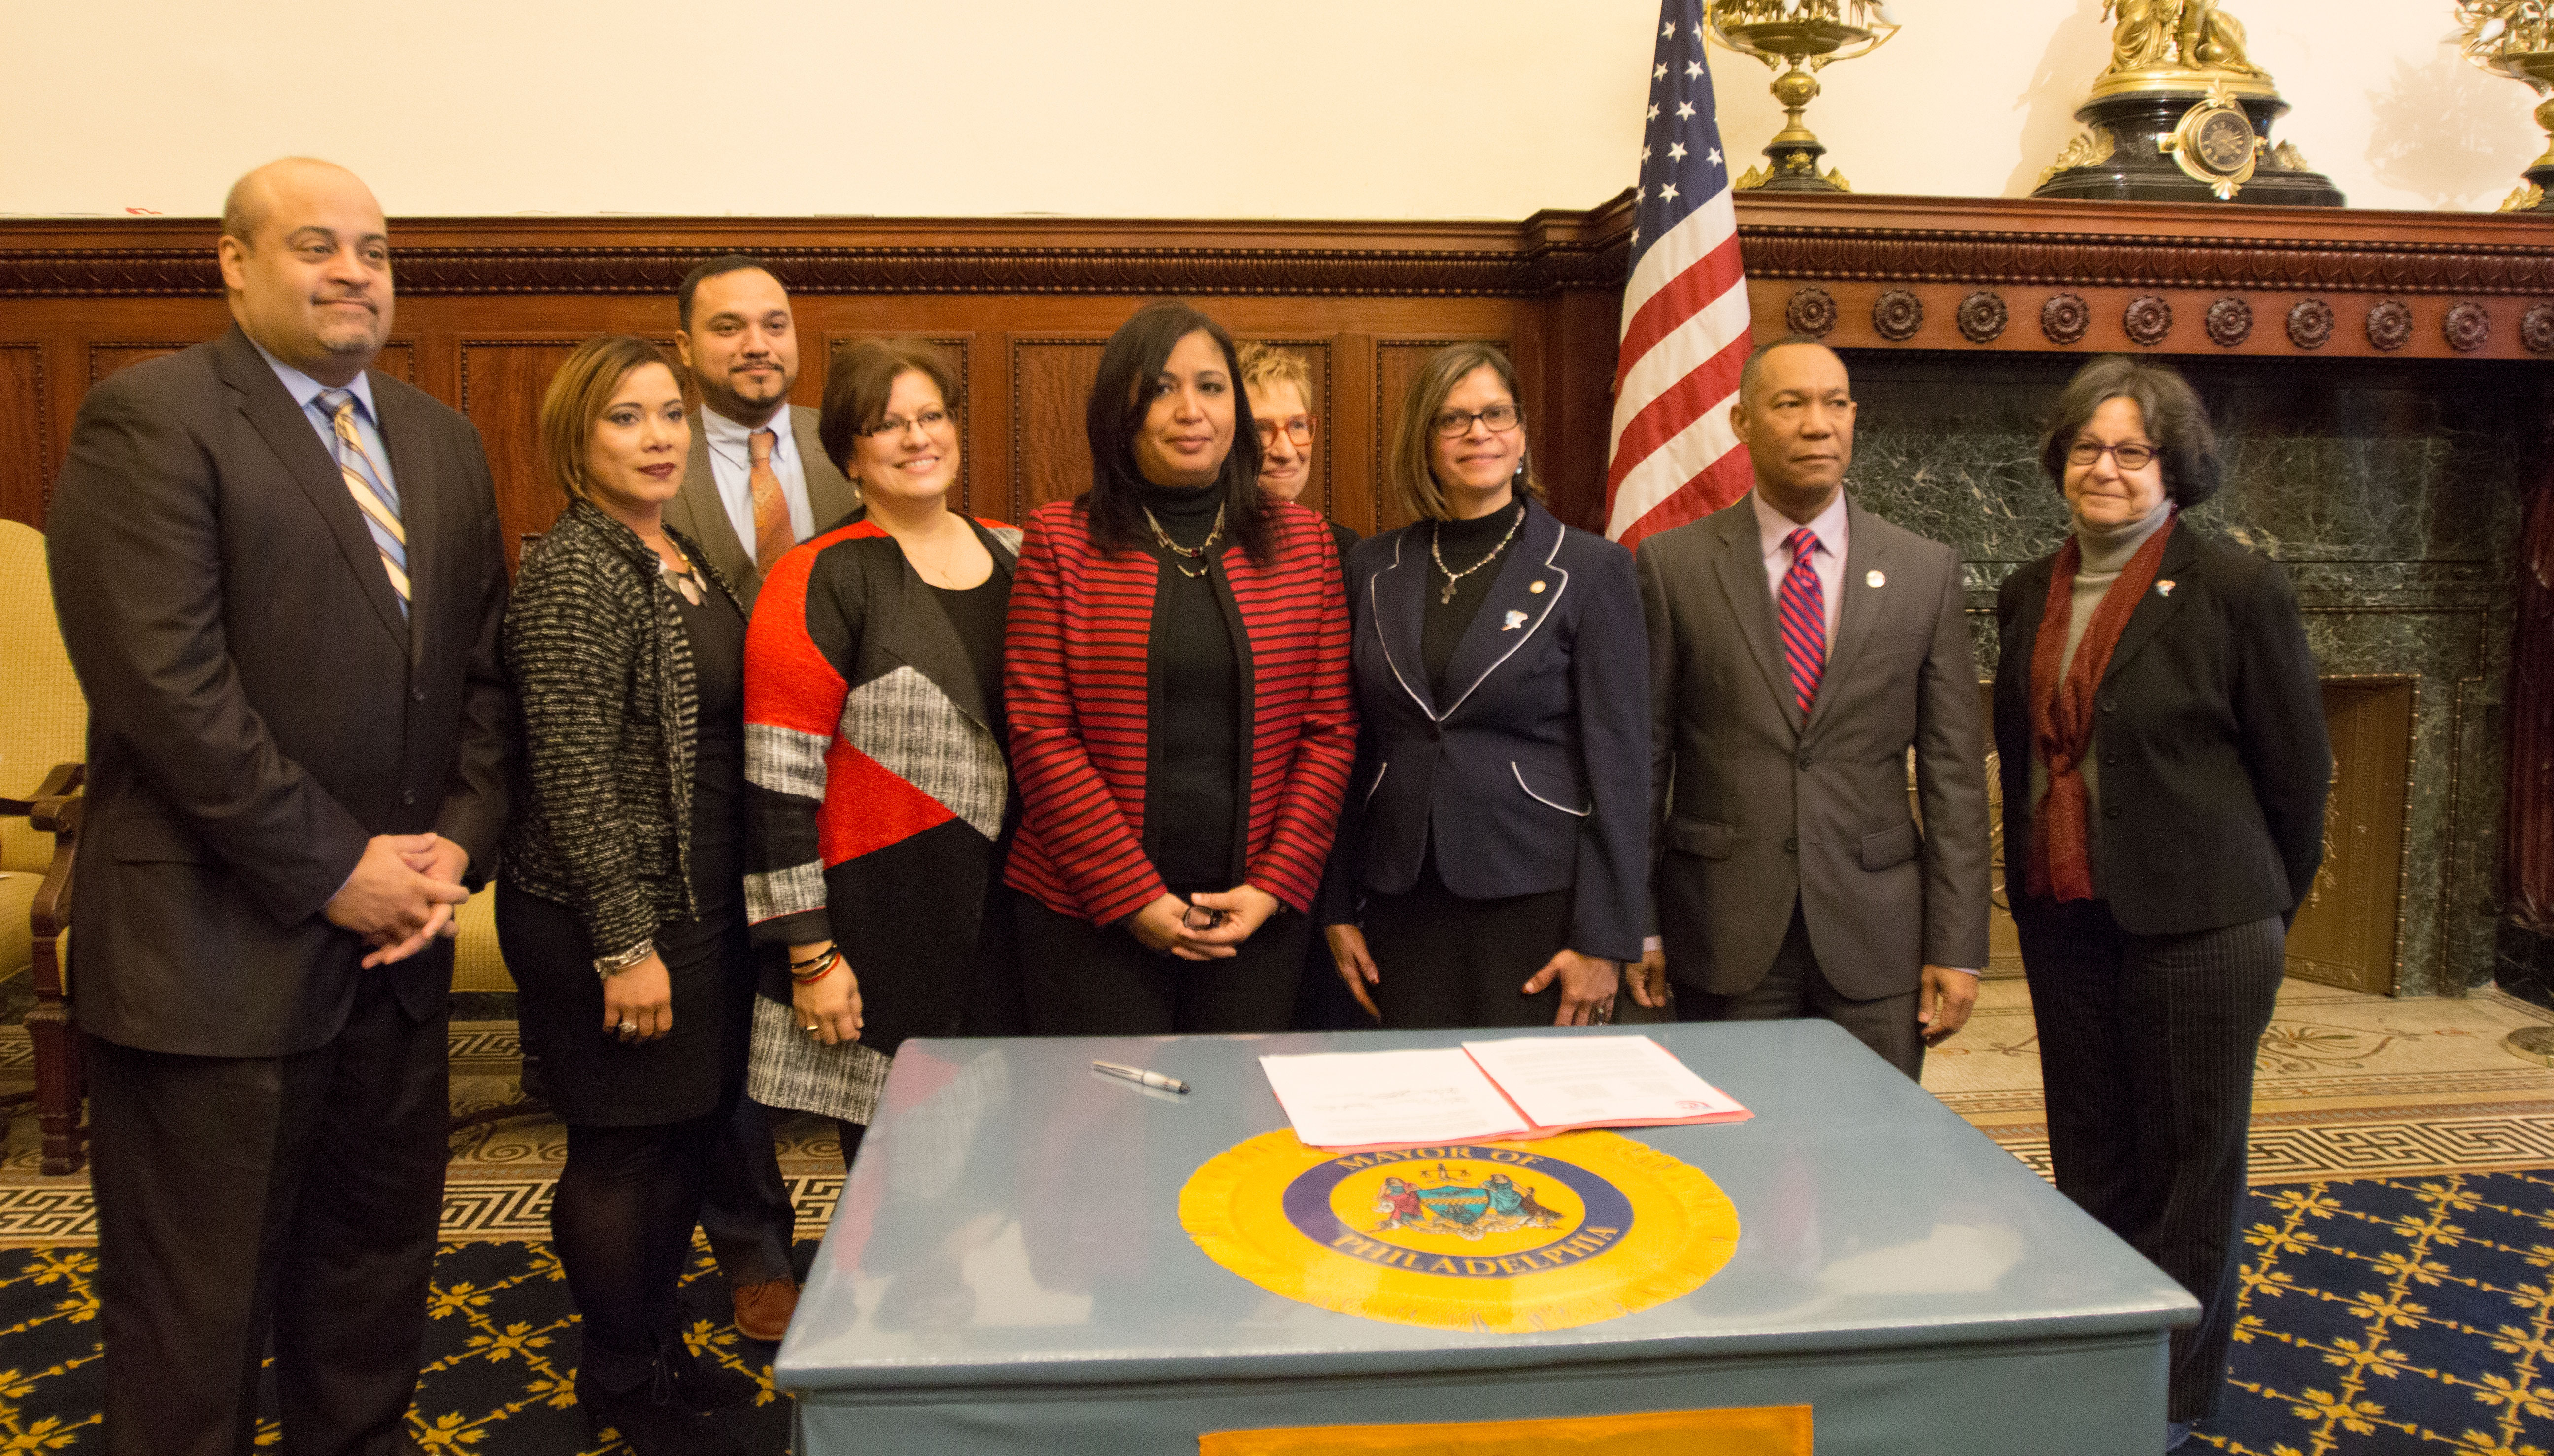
[730,1276,799,1343]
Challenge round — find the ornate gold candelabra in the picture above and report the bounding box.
[1703,0,1901,193]
[2456,1,2554,211]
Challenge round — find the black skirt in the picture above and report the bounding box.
[496,883,755,1127]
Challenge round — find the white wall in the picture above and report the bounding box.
[1,0,2537,219]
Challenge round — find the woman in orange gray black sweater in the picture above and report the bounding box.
[740,339,1020,1169]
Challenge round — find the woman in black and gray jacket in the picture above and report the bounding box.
[497,335,757,1456]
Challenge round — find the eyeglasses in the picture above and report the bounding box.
[1255,418,1313,447]
[866,406,952,438]
[1432,403,1522,438]
[2066,439,2156,470]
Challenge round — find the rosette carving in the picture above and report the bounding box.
[2444,301,2491,352]
[2366,299,2413,351]
[2287,298,2334,350]
[2204,297,2252,347]
[2524,301,2554,354]
[2124,295,2174,346]
[2041,293,2090,345]
[1786,286,1838,339]
[1872,290,1924,341]
[1957,291,2008,344]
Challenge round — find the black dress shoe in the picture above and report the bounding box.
[672,1351,764,1412]
[579,1365,748,1456]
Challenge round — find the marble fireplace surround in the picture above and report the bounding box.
[3,193,2546,993]
[1742,194,2554,997]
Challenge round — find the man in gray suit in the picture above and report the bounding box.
[50,157,509,1455]
[1628,337,1987,1078]
[666,255,858,1342]
[667,255,859,610]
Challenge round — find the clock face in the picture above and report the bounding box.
[2194,110,2256,172]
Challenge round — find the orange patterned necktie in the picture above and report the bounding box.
[749,428,792,569]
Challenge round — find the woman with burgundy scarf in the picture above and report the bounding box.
[1992,355,2330,1452]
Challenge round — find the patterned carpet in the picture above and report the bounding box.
[1926,978,2554,1185]
[0,1176,2540,1452]
[0,984,2537,1451]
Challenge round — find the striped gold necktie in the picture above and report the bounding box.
[318,389,409,610]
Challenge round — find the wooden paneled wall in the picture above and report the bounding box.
[10,192,2554,556]
[0,208,1635,557]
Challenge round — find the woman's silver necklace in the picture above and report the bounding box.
[1143,501,1227,580]
[1431,504,1523,605]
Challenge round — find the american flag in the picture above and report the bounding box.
[1604,0,1754,550]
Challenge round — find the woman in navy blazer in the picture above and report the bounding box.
[1318,344,1649,1028]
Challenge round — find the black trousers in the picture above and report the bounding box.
[88,975,447,1456]
[1677,899,1925,1080]
[2015,897,2285,1424]
[699,1095,796,1288]
[1014,896,1308,1035]
[1359,870,1569,1030]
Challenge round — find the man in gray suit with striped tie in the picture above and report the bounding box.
[1629,337,1990,1080]
[49,157,510,1456]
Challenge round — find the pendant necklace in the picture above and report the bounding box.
[1430,502,1523,605]
[658,538,704,606]
[1143,501,1227,580]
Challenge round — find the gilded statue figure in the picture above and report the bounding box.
[2103,0,2264,78]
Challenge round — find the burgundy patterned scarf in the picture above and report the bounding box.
[2026,512,2176,903]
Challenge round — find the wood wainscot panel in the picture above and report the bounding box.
[2287,677,2417,995]
[1373,338,1509,535]
[1008,337,1107,521]
[459,340,583,567]
[822,333,975,515]
[0,346,48,526]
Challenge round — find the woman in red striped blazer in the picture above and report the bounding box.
[1003,300,1355,1033]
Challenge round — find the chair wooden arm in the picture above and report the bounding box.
[4,762,85,1176]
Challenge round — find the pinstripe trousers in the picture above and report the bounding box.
[2014,898,2285,1425]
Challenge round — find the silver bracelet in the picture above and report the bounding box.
[593,939,655,978]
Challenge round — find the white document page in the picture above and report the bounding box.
[1258,1048,1529,1150]
[1460,1035,1747,1129]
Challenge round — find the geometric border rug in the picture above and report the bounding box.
[0,1176,2546,1454]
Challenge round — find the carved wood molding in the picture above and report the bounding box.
[0,206,1634,300]
[1732,193,2554,297]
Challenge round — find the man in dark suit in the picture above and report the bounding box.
[665,255,856,1341]
[47,158,510,1456]
[1629,337,1988,1078]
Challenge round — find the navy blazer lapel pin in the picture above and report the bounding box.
[1502,609,1528,631]
[2157,579,2176,597]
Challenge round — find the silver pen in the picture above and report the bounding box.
[1093,1060,1189,1094]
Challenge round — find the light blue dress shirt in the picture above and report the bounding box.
[252,339,405,615]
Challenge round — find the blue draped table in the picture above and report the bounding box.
[775,1020,2196,1455]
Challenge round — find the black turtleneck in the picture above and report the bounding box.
[1423,496,1526,703]
[1138,481,1244,891]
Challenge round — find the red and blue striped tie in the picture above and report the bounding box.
[1777,527,1825,716]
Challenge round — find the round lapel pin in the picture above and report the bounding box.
[1865,569,1885,589]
